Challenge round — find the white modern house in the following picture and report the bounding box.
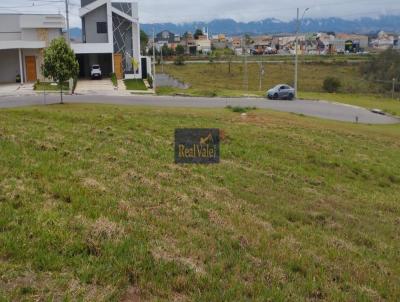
[72,0,148,80]
[0,14,65,83]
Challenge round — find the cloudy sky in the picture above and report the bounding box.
[1,0,399,27]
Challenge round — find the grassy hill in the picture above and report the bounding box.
[0,104,399,301]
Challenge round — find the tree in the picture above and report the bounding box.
[42,37,79,104]
[162,44,174,57]
[244,34,253,46]
[194,29,203,40]
[176,44,185,55]
[140,30,149,55]
[361,48,400,91]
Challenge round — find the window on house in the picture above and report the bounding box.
[97,22,107,34]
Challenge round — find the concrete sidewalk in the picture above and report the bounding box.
[75,79,154,96]
[0,83,35,97]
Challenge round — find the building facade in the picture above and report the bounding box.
[0,14,65,83]
[154,30,181,51]
[72,0,144,79]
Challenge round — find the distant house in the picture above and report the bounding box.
[211,34,228,49]
[231,37,242,49]
[370,31,396,50]
[333,34,368,52]
[195,35,211,54]
[155,30,180,50]
[180,32,197,55]
[250,35,273,54]
[272,34,306,54]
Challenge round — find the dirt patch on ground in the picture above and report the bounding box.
[86,217,125,256]
[151,240,206,276]
[120,286,141,302]
[82,178,107,192]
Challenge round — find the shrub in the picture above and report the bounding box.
[226,106,257,113]
[147,73,153,88]
[110,73,117,87]
[174,55,185,66]
[361,48,400,92]
[323,77,341,93]
[175,45,185,55]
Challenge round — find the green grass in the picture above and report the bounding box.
[157,62,400,115]
[226,105,258,113]
[34,82,69,91]
[157,62,382,98]
[124,79,147,91]
[299,92,400,117]
[0,104,400,301]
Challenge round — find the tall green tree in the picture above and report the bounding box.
[140,30,149,55]
[42,37,79,104]
[194,29,203,40]
[175,44,185,55]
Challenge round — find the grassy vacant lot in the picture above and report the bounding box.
[157,62,381,97]
[299,92,400,117]
[124,79,147,91]
[1,104,400,301]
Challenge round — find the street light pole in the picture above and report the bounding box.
[294,8,309,99]
[152,29,156,91]
[65,0,70,44]
[294,8,299,99]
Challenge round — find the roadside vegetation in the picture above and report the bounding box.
[110,73,118,87]
[299,92,400,116]
[0,104,400,301]
[124,79,147,91]
[34,81,69,92]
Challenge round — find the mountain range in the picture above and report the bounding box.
[70,15,400,39]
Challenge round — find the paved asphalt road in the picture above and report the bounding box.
[0,94,398,124]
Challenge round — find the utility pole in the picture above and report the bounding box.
[259,62,264,91]
[294,8,309,99]
[242,36,248,92]
[392,78,396,99]
[152,29,156,91]
[65,0,70,44]
[294,8,299,99]
[161,44,164,73]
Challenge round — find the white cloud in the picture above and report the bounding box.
[0,0,399,27]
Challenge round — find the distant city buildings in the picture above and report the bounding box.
[148,28,399,56]
[370,31,398,50]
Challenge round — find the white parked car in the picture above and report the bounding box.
[91,64,102,79]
